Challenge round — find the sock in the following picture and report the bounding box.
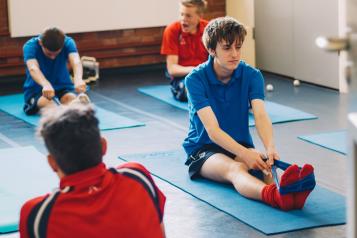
[261,165,299,210]
[294,164,315,209]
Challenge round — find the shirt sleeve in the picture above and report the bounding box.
[248,69,265,102]
[116,162,166,221]
[23,39,37,63]
[185,70,210,112]
[20,196,48,238]
[64,37,78,55]
[160,24,179,56]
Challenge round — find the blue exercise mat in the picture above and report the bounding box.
[0,94,144,131]
[0,146,58,233]
[138,85,317,126]
[119,150,345,235]
[298,130,347,155]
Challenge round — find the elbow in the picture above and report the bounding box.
[166,62,180,77]
[255,112,271,126]
[166,65,176,77]
[28,67,39,76]
[73,62,82,70]
[206,126,220,142]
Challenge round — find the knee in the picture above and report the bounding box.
[227,162,248,178]
[37,96,52,108]
[61,93,76,104]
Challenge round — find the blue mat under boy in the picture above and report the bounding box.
[0,146,58,233]
[119,150,345,235]
[138,85,317,126]
[298,130,347,155]
[0,94,144,131]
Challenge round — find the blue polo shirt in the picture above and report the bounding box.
[183,56,265,156]
[23,36,77,100]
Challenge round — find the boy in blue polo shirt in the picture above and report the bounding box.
[23,27,88,115]
[183,17,314,210]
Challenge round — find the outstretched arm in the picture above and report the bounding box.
[197,106,269,171]
[68,53,86,93]
[26,59,54,99]
[251,99,279,166]
[166,55,195,77]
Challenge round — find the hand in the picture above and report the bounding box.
[74,79,86,93]
[265,146,280,168]
[241,149,269,172]
[42,83,55,100]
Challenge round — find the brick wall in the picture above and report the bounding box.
[0,0,225,77]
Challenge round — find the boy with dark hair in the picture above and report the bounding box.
[161,0,208,102]
[183,16,315,210]
[23,27,88,115]
[20,104,166,237]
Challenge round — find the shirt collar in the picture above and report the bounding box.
[60,162,107,189]
[206,56,243,85]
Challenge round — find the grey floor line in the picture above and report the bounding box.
[0,132,20,147]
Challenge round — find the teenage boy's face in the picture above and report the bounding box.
[213,39,242,71]
[179,4,201,34]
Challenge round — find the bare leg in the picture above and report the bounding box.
[200,153,266,200]
[60,92,76,104]
[37,96,56,109]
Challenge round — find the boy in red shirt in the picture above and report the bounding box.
[20,103,166,238]
[161,0,208,101]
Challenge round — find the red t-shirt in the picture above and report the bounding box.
[20,162,166,238]
[161,19,208,67]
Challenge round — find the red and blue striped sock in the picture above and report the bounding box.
[262,164,299,211]
[294,164,315,209]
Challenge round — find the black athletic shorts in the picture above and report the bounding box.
[185,144,264,180]
[23,88,75,115]
[164,70,187,102]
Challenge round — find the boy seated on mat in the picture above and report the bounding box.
[23,27,89,115]
[183,16,315,211]
[161,0,209,102]
[19,104,166,237]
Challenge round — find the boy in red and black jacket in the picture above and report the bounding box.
[20,103,166,238]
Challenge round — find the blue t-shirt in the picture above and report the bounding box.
[183,56,265,156]
[23,36,77,100]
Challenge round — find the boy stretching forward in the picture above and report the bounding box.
[183,17,314,210]
[23,27,89,115]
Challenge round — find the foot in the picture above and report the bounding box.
[294,164,315,209]
[278,164,300,210]
[262,165,300,210]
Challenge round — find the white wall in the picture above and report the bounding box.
[255,0,294,77]
[255,0,341,90]
[7,0,179,37]
[226,0,256,67]
[293,0,339,89]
